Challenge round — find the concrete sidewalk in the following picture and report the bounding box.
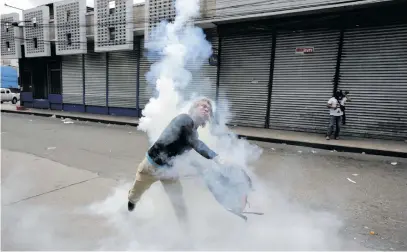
[1,104,406,158]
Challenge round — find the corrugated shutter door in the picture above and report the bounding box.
[85,52,106,106]
[139,38,158,109]
[218,33,272,127]
[182,28,218,102]
[338,24,407,139]
[62,55,83,104]
[269,29,339,133]
[108,50,138,108]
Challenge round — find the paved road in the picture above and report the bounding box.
[1,112,406,250]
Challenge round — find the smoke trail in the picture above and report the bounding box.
[137,0,213,144]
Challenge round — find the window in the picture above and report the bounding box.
[32,17,37,27]
[6,90,10,94]
[109,1,115,14]
[5,23,9,32]
[6,41,10,51]
[66,10,71,21]
[66,33,72,45]
[109,27,115,41]
[33,38,38,48]
[1,90,5,94]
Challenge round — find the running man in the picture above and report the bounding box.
[127,97,226,224]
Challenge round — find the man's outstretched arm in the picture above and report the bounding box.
[191,138,218,160]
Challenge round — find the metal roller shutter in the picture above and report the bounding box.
[62,55,83,104]
[84,52,106,106]
[338,24,407,139]
[269,29,339,133]
[218,32,272,127]
[182,28,218,102]
[108,50,138,108]
[138,38,159,109]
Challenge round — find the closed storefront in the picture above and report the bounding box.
[138,37,158,110]
[338,24,407,139]
[84,52,107,106]
[269,29,339,133]
[62,55,83,104]
[108,50,138,108]
[218,31,272,127]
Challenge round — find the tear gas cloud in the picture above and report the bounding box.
[1,0,348,249]
[128,0,346,248]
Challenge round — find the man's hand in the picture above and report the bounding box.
[213,155,227,166]
[213,155,235,168]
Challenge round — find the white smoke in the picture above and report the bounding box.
[1,0,350,250]
[105,0,350,249]
[137,0,213,144]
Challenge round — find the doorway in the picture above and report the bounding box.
[47,60,61,95]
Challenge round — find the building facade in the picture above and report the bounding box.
[1,13,22,60]
[2,0,406,140]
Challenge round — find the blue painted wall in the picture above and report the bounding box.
[1,66,19,89]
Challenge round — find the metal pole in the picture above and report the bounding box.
[265,29,276,129]
[4,3,24,11]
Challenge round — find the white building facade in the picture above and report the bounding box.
[4,0,406,140]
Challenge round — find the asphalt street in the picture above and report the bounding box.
[1,112,407,250]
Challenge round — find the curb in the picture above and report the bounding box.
[237,135,407,158]
[1,109,139,127]
[2,109,406,158]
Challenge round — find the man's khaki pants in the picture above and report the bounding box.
[128,156,188,224]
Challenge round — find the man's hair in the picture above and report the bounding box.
[188,97,214,119]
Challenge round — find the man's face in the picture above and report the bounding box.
[195,101,211,122]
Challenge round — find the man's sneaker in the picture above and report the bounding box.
[128,201,135,212]
[326,136,330,140]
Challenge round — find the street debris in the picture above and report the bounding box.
[369,231,376,235]
[391,162,398,166]
[29,119,33,122]
[62,118,74,124]
[352,173,359,177]
[364,226,369,229]
[347,178,356,184]
[128,131,132,134]
[311,150,317,154]
[271,148,276,151]
[362,152,366,154]
[297,150,302,153]
[50,114,56,118]
[47,147,56,150]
